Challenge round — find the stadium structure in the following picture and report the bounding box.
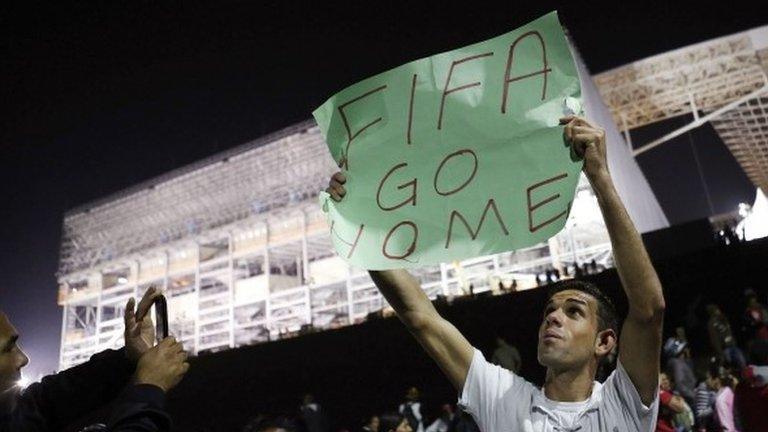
[65,26,768,369]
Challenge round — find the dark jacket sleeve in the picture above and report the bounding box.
[107,385,170,432]
[10,348,135,432]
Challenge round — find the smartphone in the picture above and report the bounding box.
[154,294,169,343]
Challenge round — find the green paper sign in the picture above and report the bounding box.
[313,11,583,270]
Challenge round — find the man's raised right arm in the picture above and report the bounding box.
[326,172,473,391]
[369,269,474,391]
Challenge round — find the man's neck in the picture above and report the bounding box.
[543,364,596,402]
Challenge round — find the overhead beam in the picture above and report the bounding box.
[633,85,768,157]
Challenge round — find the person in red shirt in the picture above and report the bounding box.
[735,339,768,432]
[657,373,691,432]
[744,294,768,341]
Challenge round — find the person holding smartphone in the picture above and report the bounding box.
[0,287,189,432]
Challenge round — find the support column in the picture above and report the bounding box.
[227,232,235,348]
[301,211,309,286]
[193,243,201,355]
[439,263,449,296]
[620,113,633,151]
[58,302,68,371]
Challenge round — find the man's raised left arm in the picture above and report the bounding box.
[562,116,665,406]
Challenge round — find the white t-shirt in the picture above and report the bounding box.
[458,349,659,432]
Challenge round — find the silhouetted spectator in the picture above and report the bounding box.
[490,336,521,374]
[399,387,423,432]
[451,411,479,432]
[712,370,741,432]
[657,372,693,432]
[243,415,299,432]
[299,394,329,432]
[361,415,379,432]
[574,264,583,279]
[694,368,717,431]
[379,412,412,432]
[0,288,185,432]
[674,326,688,343]
[664,337,696,408]
[744,293,768,342]
[735,339,768,432]
[425,405,454,432]
[707,304,746,370]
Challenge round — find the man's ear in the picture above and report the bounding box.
[595,328,617,357]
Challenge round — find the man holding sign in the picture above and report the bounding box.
[318,12,662,431]
[325,115,664,431]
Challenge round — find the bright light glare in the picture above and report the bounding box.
[738,202,751,218]
[16,376,30,389]
[737,189,768,241]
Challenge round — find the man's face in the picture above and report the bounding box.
[537,290,609,371]
[395,419,412,432]
[707,305,721,317]
[682,347,691,359]
[659,373,672,391]
[405,387,419,401]
[705,374,719,390]
[0,313,29,395]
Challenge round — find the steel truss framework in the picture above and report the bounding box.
[57,122,611,370]
[59,121,332,276]
[709,94,768,192]
[594,25,768,193]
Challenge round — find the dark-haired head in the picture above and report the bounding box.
[378,413,412,432]
[242,416,298,432]
[537,280,618,374]
[363,415,380,432]
[548,281,618,333]
[751,339,768,366]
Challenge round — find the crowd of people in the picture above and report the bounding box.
[655,291,768,432]
[238,387,482,432]
[237,293,768,432]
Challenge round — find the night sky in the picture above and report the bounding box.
[0,1,762,378]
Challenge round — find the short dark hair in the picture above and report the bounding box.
[546,280,618,334]
[242,416,298,432]
[379,412,406,432]
[751,339,768,366]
